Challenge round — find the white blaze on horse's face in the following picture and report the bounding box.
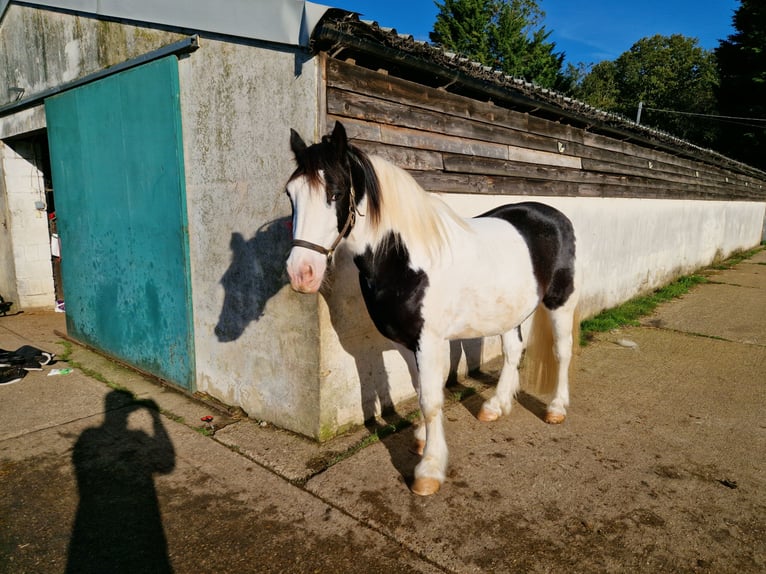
[285,172,337,293]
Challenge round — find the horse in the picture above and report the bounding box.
[285,122,580,496]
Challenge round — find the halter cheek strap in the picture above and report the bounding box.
[291,186,357,263]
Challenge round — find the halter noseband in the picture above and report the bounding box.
[291,184,357,263]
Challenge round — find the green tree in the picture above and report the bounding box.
[574,60,619,110]
[430,0,564,88]
[575,35,719,147]
[716,0,766,171]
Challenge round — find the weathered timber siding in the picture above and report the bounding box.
[325,58,765,202]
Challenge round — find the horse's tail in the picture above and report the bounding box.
[524,304,579,396]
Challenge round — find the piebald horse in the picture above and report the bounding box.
[286,122,580,496]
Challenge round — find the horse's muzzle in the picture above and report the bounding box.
[286,248,326,294]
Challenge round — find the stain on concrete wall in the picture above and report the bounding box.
[0,5,184,106]
[177,38,324,436]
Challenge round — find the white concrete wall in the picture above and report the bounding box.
[0,3,328,436]
[0,4,184,309]
[314,194,766,434]
[0,138,55,309]
[177,40,325,436]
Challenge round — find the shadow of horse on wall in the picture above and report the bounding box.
[215,218,291,342]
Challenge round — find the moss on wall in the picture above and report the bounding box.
[0,4,185,106]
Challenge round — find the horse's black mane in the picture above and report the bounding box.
[291,131,382,227]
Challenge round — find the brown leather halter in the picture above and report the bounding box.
[291,185,357,263]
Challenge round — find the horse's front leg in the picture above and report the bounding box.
[412,334,450,496]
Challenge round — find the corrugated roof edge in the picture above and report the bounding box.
[311,11,765,179]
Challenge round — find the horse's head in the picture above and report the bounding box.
[285,122,358,293]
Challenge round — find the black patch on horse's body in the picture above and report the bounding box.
[477,202,576,310]
[353,232,428,352]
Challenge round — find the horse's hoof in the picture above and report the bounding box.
[544,412,566,424]
[411,477,441,496]
[477,406,499,422]
[409,439,425,456]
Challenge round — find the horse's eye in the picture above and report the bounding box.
[331,191,343,202]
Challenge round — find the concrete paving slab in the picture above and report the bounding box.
[2,248,765,573]
[2,312,444,574]
[1,397,443,573]
[706,260,766,289]
[643,281,766,345]
[0,310,67,348]
[305,328,766,573]
[0,369,107,441]
[213,392,425,484]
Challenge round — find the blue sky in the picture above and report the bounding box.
[331,0,740,67]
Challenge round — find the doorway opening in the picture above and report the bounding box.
[0,129,62,311]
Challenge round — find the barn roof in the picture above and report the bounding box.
[310,10,765,179]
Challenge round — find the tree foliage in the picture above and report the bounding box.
[574,35,719,147]
[715,0,766,170]
[430,0,564,88]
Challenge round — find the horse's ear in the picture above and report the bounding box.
[331,121,348,157]
[290,129,307,159]
[230,232,245,251]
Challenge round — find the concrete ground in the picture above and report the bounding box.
[1,249,764,573]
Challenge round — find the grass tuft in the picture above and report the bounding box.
[710,246,763,270]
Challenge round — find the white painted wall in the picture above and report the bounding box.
[314,194,766,434]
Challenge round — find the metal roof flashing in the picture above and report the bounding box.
[0,0,331,47]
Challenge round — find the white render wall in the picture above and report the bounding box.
[177,41,327,436]
[0,4,186,311]
[0,138,55,309]
[314,194,766,434]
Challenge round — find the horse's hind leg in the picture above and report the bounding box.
[411,333,450,496]
[544,302,577,424]
[478,328,523,422]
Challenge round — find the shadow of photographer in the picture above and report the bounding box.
[66,389,176,574]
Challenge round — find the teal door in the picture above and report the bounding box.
[45,56,195,390]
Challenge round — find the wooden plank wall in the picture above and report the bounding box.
[324,57,766,201]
